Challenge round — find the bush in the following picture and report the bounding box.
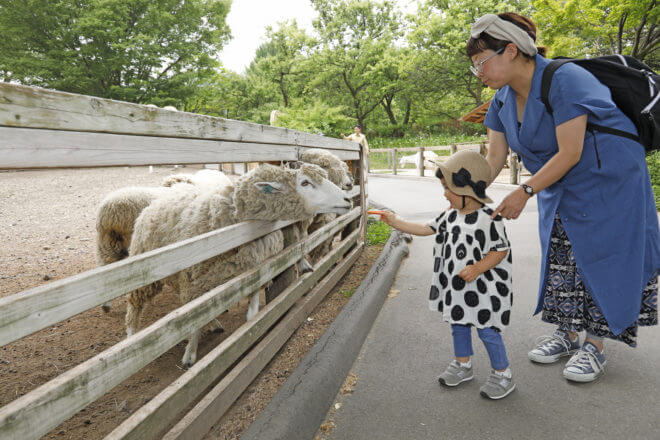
[273,101,353,138]
[366,217,392,245]
[647,150,660,209]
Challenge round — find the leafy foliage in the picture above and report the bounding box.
[366,217,392,245]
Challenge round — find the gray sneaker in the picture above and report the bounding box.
[479,370,516,400]
[563,341,606,383]
[528,329,580,363]
[438,360,473,387]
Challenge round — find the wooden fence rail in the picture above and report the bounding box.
[0,82,367,439]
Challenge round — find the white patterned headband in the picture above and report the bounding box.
[470,14,538,57]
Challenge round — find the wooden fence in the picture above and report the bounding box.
[0,83,366,439]
[370,141,522,184]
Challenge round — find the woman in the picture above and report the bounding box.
[468,12,659,382]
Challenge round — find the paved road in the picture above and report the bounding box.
[327,175,659,440]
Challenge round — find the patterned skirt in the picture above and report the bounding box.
[541,214,658,347]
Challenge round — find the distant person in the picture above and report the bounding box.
[342,124,369,170]
[468,12,659,382]
[380,151,516,400]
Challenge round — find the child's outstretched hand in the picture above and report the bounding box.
[459,265,480,283]
[368,210,397,226]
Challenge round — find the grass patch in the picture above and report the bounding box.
[340,288,356,298]
[366,217,392,246]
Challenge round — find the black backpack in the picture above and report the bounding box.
[540,55,660,152]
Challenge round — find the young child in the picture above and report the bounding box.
[380,150,515,399]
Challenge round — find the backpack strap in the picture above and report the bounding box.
[540,57,642,143]
[540,58,574,115]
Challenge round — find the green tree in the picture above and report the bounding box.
[408,0,532,117]
[249,20,317,108]
[533,0,659,68]
[0,0,232,104]
[310,0,403,129]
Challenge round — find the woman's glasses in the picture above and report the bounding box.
[470,48,504,76]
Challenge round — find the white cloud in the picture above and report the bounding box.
[219,0,418,73]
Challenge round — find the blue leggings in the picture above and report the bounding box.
[451,324,509,370]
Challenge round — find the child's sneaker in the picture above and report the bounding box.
[479,369,516,400]
[528,329,580,363]
[563,341,606,382]
[438,360,473,387]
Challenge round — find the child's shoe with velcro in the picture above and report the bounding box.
[438,360,473,387]
[479,369,516,400]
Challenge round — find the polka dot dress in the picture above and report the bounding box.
[428,207,512,331]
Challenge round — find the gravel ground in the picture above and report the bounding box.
[0,165,381,440]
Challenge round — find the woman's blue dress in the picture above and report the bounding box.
[484,54,660,335]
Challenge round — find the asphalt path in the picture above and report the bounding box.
[326,175,659,440]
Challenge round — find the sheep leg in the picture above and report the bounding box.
[125,301,144,337]
[102,300,113,313]
[181,330,200,368]
[246,290,260,320]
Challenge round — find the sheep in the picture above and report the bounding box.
[125,163,352,367]
[96,169,231,312]
[296,149,354,265]
[399,150,439,169]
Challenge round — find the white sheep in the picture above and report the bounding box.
[125,163,352,367]
[296,149,354,265]
[399,150,439,169]
[96,169,231,312]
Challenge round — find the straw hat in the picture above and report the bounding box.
[433,150,493,204]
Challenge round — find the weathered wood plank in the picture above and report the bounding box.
[0,219,294,347]
[0,83,358,151]
[162,243,364,440]
[0,209,360,440]
[106,230,360,440]
[0,127,359,169]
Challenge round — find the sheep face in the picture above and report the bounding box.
[294,168,352,215]
[236,164,351,221]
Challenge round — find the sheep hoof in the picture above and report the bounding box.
[182,354,196,368]
[101,303,112,313]
[298,258,313,274]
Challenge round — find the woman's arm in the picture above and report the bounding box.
[380,211,434,236]
[491,114,587,219]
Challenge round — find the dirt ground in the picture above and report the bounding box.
[0,166,383,440]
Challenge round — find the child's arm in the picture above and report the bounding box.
[380,211,434,236]
[459,249,508,282]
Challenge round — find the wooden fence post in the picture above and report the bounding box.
[450,144,457,155]
[479,142,487,157]
[392,149,397,175]
[509,153,519,184]
[417,147,424,177]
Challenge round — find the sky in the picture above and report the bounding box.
[219,0,418,73]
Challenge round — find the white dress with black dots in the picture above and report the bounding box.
[428,207,513,332]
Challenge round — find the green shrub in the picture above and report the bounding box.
[273,101,353,138]
[647,150,660,209]
[366,217,392,246]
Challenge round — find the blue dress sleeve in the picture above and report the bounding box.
[548,63,617,127]
[483,91,505,133]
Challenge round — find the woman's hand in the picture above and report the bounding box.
[459,265,480,283]
[492,187,530,220]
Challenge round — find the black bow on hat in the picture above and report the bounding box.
[452,168,487,199]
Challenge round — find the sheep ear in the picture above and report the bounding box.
[254,181,285,194]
